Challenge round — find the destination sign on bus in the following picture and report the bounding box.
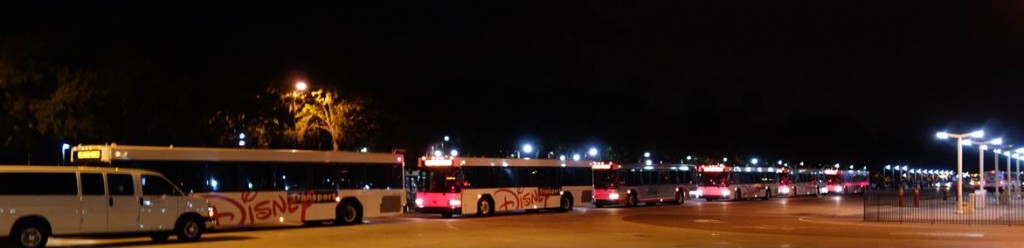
[75,150,102,160]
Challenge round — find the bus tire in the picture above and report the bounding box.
[174,215,204,242]
[675,192,685,204]
[627,193,639,207]
[558,195,574,212]
[764,189,772,200]
[9,218,49,248]
[477,197,495,216]
[335,200,363,225]
[441,213,453,218]
[734,189,742,201]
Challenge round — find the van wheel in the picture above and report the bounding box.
[9,220,49,248]
[336,202,363,225]
[175,216,204,242]
[675,192,685,204]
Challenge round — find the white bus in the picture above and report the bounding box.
[0,166,211,248]
[697,165,782,201]
[591,162,696,207]
[71,144,405,228]
[414,156,593,217]
[778,168,822,197]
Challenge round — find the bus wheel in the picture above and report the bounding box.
[441,213,453,218]
[558,195,574,212]
[336,201,363,225]
[10,219,49,248]
[764,189,772,200]
[477,197,495,216]
[734,189,742,201]
[675,192,685,204]
[627,193,639,207]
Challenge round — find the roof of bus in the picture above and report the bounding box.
[72,144,403,164]
[0,165,160,174]
[456,157,593,168]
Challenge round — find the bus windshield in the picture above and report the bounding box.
[825,175,842,184]
[419,167,461,193]
[593,169,617,188]
[700,172,728,186]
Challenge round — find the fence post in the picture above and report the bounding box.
[913,188,920,207]
[898,188,905,207]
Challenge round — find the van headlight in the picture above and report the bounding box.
[609,193,620,200]
[415,198,424,207]
[721,189,731,196]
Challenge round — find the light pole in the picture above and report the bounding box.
[60,143,70,165]
[936,130,984,211]
[966,138,1002,194]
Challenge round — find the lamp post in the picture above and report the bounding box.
[60,143,70,165]
[936,130,984,212]
[966,138,1002,194]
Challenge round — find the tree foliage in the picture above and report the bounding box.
[285,89,376,151]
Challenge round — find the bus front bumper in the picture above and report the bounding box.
[415,207,462,215]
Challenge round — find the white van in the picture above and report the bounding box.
[0,166,212,248]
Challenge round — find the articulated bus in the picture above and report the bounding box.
[697,165,781,201]
[591,162,696,207]
[414,156,593,217]
[823,169,869,194]
[778,168,822,197]
[71,144,405,228]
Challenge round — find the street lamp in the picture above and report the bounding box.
[60,143,70,165]
[295,81,308,91]
[588,147,598,158]
[751,158,759,165]
[450,149,459,156]
[965,138,1002,193]
[572,154,582,161]
[643,152,651,158]
[936,130,984,211]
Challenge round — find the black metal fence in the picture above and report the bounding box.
[864,187,1024,225]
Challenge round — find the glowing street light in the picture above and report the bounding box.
[572,154,582,161]
[777,160,783,165]
[522,144,534,154]
[433,150,443,157]
[588,147,599,157]
[559,155,566,161]
[686,156,693,161]
[936,129,985,212]
[444,135,450,142]
[295,81,308,91]
[360,147,369,153]
[751,158,759,165]
[450,149,459,156]
[643,152,651,158]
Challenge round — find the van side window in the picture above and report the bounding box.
[0,172,77,195]
[107,174,135,196]
[142,175,180,196]
[80,173,105,195]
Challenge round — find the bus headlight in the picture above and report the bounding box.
[696,189,703,196]
[833,186,844,193]
[415,198,424,207]
[721,189,731,196]
[779,187,790,194]
[609,193,620,200]
[449,199,462,207]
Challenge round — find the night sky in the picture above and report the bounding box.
[3,1,1024,169]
